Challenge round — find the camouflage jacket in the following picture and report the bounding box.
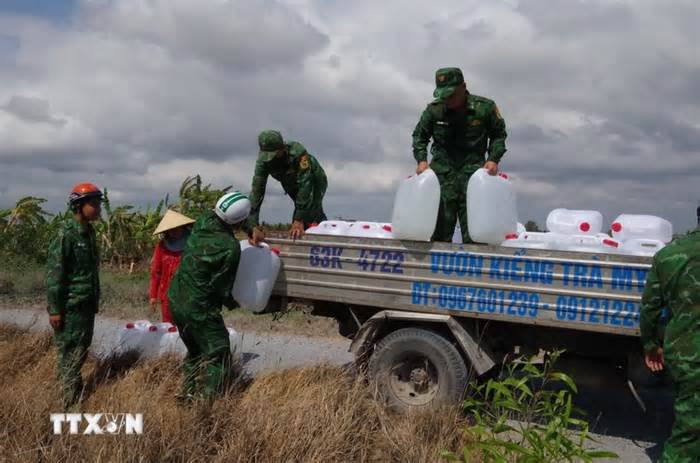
[640,228,700,364]
[248,141,327,226]
[167,211,240,318]
[46,218,100,315]
[412,94,507,174]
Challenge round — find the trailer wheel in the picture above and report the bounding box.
[368,327,468,412]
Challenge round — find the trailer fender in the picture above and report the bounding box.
[350,310,496,376]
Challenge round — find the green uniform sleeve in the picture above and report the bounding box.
[412,107,434,163]
[46,230,69,316]
[487,103,507,163]
[640,262,664,353]
[247,158,269,228]
[293,155,318,221]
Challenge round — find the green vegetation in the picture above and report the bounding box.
[0,175,229,268]
[0,174,293,269]
[444,350,618,462]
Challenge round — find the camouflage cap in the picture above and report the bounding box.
[433,67,464,100]
[258,130,285,160]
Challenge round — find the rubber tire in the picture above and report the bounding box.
[368,327,468,413]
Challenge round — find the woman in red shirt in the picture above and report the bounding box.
[149,210,194,323]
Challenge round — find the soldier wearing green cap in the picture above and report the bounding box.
[248,130,328,239]
[412,67,508,243]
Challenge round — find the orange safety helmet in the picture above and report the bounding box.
[68,182,103,208]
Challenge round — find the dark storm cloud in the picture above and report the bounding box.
[2,95,66,126]
[0,0,697,232]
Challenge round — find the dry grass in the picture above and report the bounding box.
[0,325,470,462]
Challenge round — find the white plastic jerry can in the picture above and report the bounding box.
[546,209,603,235]
[142,323,168,358]
[378,223,394,239]
[600,237,624,254]
[227,327,241,354]
[610,214,673,243]
[232,240,282,314]
[553,234,605,253]
[117,319,151,354]
[391,168,441,241]
[306,220,349,236]
[621,238,666,257]
[347,222,394,239]
[158,323,187,357]
[500,231,555,250]
[347,221,376,238]
[467,169,518,245]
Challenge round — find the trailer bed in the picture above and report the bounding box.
[268,235,652,337]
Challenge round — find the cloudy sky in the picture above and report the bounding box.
[0,0,698,231]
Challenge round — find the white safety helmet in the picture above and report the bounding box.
[214,191,251,225]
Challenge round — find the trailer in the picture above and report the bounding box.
[266,234,655,411]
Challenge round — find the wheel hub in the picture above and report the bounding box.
[409,367,430,392]
[389,357,439,406]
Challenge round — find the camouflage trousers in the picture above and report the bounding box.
[172,309,232,400]
[53,307,95,408]
[660,361,700,463]
[432,167,477,243]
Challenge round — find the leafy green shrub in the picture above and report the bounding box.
[443,351,618,463]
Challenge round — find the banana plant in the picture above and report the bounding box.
[4,196,51,228]
[177,175,231,220]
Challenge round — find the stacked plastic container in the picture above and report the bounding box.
[502,209,619,253]
[346,222,394,239]
[501,231,555,250]
[501,209,672,256]
[117,321,240,358]
[301,166,674,258]
[307,220,394,239]
[546,209,616,253]
[117,320,151,354]
[610,214,672,257]
[546,209,603,236]
[306,220,350,236]
[451,221,525,245]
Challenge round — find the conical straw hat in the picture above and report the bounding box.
[153,210,195,236]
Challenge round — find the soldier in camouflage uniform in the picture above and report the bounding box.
[248,130,327,239]
[640,226,700,462]
[167,191,252,402]
[412,67,507,243]
[46,183,103,408]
